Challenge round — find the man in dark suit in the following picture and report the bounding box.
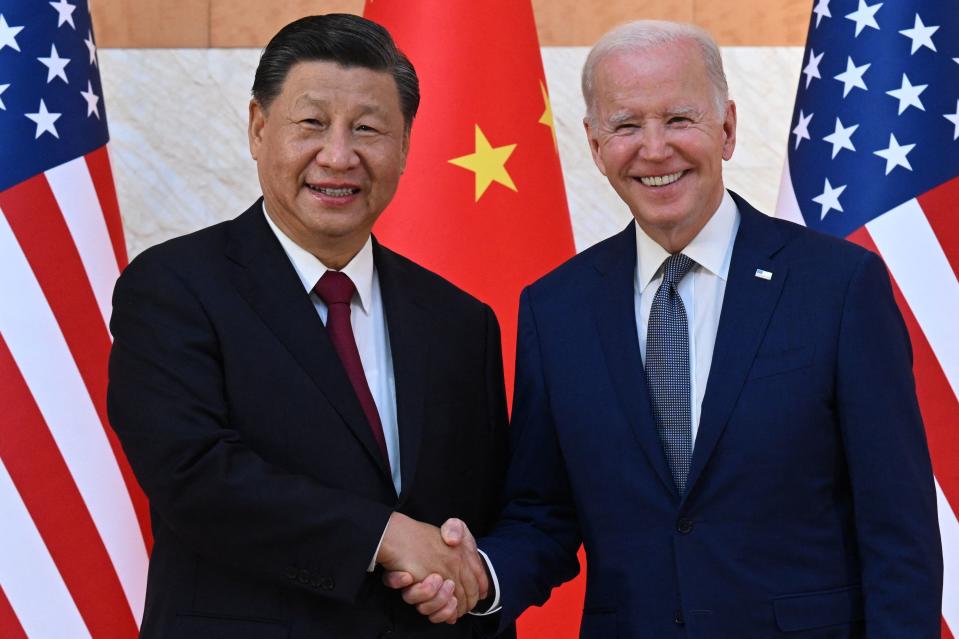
[107,14,507,638]
[390,20,943,637]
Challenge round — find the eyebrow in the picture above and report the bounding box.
[292,95,388,117]
[292,95,327,109]
[666,106,700,118]
[606,111,636,126]
[605,105,702,126]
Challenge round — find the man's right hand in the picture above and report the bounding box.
[376,514,487,620]
[381,518,483,624]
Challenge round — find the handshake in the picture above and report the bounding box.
[375,512,489,624]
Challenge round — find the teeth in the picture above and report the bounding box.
[639,171,684,187]
[311,186,357,197]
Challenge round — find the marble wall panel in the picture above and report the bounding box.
[99,47,803,258]
[100,49,261,257]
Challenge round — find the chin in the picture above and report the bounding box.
[636,204,689,225]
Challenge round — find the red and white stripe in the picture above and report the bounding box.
[0,147,149,637]
[778,161,959,637]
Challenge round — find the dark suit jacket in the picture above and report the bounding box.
[480,193,942,638]
[107,201,511,639]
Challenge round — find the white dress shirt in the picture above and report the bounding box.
[262,205,402,494]
[634,189,740,444]
[478,190,741,616]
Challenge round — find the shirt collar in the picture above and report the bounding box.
[634,189,741,293]
[262,201,375,314]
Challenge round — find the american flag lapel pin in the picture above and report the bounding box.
[754,268,773,280]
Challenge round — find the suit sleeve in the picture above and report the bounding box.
[478,287,582,627]
[107,252,393,604]
[835,250,943,637]
[463,304,514,633]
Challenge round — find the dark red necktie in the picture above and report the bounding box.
[314,271,389,465]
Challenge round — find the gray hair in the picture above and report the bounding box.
[581,20,729,123]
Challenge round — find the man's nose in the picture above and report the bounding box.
[638,124,671,161]
[315,127,359,170]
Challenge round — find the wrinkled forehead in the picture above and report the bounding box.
[595,40,705,83]
[590,43,719,115]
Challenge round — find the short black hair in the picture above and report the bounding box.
[251,14,419,130]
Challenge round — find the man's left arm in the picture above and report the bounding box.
[837,250,943,636]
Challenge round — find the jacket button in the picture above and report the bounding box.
[297,569,310,584]
[320,576,335,590]
[674,609,685,625]
[284,566,297,580]
[676,518,693,534]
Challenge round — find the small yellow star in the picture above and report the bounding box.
[539,80,558,152]
[449,125,518,201]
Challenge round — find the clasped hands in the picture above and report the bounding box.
[376,512,484,624]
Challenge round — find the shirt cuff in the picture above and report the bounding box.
[469,548,502,615]
[368,520,390,572]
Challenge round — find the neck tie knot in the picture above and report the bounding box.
[314,270,356,306]
[661,253,694,288]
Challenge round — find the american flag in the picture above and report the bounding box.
[0,1,149,636]
[776,1,959,634]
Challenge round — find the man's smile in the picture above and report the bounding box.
[637,170,686,187]
[306,181,362,197]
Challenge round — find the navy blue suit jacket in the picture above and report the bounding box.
[481,194,942,638]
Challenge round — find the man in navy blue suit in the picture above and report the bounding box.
[388,19,943,637]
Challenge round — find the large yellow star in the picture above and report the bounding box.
[539,80,558,152]
[449,125,517,201]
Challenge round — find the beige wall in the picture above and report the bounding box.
[90,0,813,48]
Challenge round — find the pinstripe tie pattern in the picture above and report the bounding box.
[646,253,695,494]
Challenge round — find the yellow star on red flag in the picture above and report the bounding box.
[449,125,517,201]
[539,80,558,152]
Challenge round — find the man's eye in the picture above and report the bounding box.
[668,117,692,125]
[616,123,639,132]
[356,124,379,133]
[300,118,322,127]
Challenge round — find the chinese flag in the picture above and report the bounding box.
[363,1,582,636]
[363,0,574,398]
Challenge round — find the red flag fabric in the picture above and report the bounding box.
[0,1,150,635]
[363,2,580,636]
[363,0,575,397]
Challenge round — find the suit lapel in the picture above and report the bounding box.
[684,195,788,498]
[374,241,431,503]
[593,224,678,497]
[225,203,393,483]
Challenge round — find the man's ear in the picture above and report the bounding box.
[721,100,737,161]
[248,99,266,160]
